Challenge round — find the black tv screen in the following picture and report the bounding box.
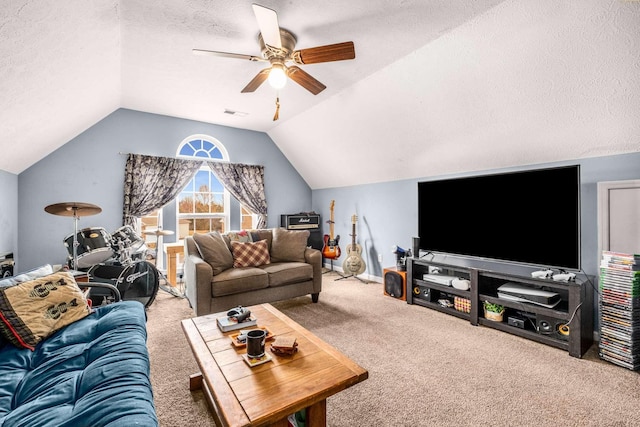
[418,165,581,270]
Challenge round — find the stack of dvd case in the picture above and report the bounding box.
[599,251,640,370]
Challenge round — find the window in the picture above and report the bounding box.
[241,205,258,230]
[176,135,229,239]
[140,209,161,248]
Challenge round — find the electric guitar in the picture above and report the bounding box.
[343,214,366,275]
[322,200,341,259]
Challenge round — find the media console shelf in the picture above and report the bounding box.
[407,261,475,322]
[407,258,593,358]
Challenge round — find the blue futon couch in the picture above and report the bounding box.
[0,269,158,427]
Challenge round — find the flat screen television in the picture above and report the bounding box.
[417,165,581,270]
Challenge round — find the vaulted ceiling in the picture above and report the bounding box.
[1,1,639,188]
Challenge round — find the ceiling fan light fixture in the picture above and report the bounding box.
[268,63,287,89]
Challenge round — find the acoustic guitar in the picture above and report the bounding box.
[343,214,366,275]
[322,200,341,260]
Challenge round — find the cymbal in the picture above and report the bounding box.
[44,202,102,217]
[142,228,174,236]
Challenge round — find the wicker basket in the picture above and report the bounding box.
[484,308,505,322]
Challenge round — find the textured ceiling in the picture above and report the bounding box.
[1,1,639,189]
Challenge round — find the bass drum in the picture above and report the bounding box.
[89,261,159,308]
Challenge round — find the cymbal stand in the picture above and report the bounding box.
[158,270,185,298]
[44,202,102,271]
[71,207,80,270]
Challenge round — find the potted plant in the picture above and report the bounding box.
[483,301,505,322]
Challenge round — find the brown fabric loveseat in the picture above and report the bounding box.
[184,228,322,316]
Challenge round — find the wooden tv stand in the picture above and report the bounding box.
[406,258,593,358]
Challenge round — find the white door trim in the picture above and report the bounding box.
[597,179,640,260]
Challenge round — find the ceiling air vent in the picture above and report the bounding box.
[224,109,248,117]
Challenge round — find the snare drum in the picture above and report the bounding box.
[64,227,114,269]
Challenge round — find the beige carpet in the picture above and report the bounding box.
[146,275,640,427]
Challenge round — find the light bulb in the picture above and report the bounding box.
[268,64,287,89]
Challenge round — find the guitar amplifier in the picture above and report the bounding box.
[280,213,320,230]
[280,214,323,250]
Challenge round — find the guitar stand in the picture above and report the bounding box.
[335,273,368,283]
[322,259,342,276]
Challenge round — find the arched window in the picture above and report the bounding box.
[176,135,230,238]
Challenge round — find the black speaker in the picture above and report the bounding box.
[383,268,406,301]
[536,315,569,341]
[536,315,554,335]
[412,285,439,302]
[556,323,570,341]
[412,237,420,257]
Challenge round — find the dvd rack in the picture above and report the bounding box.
[407,258,593,358]
[598,251,640,370]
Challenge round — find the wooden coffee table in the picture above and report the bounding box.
[181,303,368,427]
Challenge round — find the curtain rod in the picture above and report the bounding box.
[118,152,259,167]
[118,152,180,157]
[118,152,198,160]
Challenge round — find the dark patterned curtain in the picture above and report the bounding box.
[122,154,202,227]
[207,161,268,229]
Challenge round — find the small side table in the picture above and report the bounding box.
[164,242,184,287]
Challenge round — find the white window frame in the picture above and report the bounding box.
[176,134,230,238]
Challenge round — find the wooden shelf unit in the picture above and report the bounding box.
[407,258,593,358]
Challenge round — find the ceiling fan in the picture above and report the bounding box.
[193,3,356,99]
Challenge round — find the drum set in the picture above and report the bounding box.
[63,224,149,269]
[45,202,162,308]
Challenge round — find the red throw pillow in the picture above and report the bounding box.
[230,240,271,268]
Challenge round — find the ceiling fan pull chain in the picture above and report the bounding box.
[273,96,280,121]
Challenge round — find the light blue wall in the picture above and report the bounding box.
[0,169,18,257]
[17,109,312,271]
[312,153,640,333]
[312,152,640,281]
[13,107,640,285]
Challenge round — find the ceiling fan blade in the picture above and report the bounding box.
[292,41,355,65]
[287,66,326,95]
[241,68,271,93]
[192,49,266,62]
[252,4,281,49]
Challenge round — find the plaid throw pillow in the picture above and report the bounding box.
[231,240,271,268]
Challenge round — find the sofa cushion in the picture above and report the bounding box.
[0,271,90,350]
[231,240,271,268]
[227,230,253,243]
[250,229,273,251]
[193,232,234,275]
[261,262,313,287]
[270,228,310,263]
[211,267,269,297]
